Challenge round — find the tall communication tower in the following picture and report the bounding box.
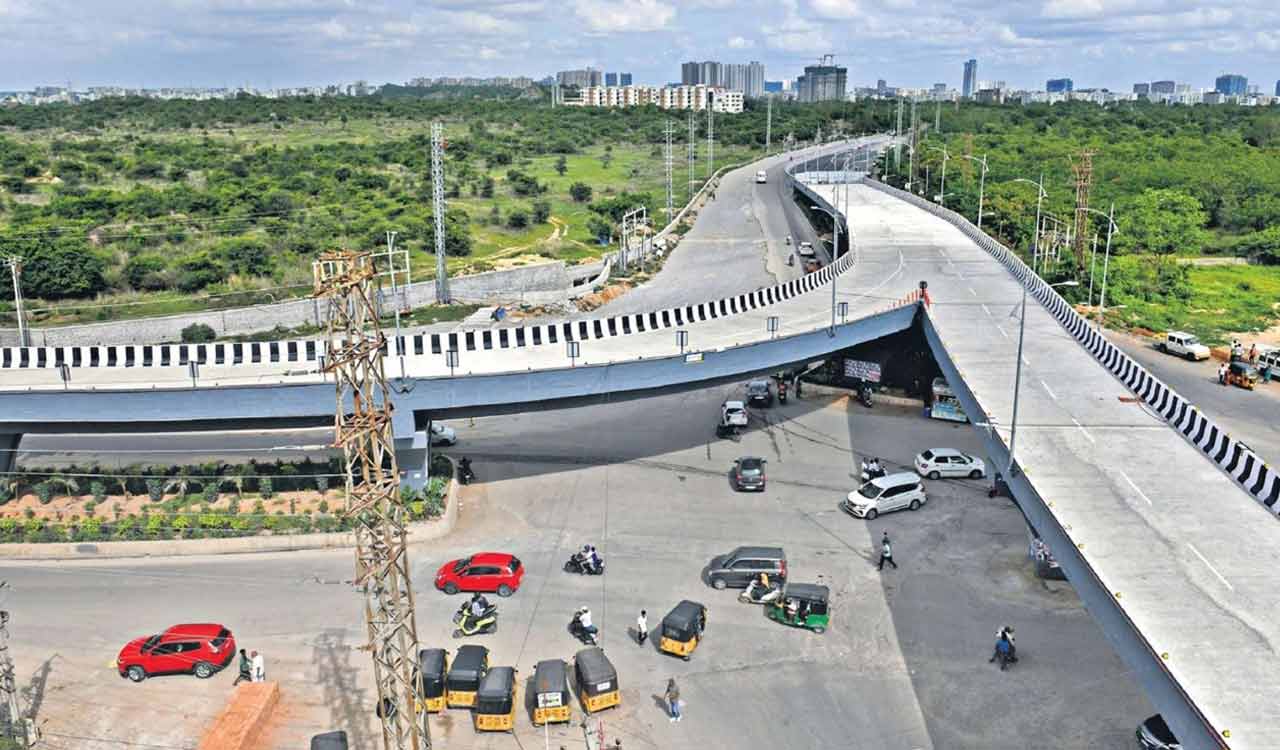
[1070,149,1098,271]
[664,120,675,220]
[765,96,772,154]
[687,111,696,201]
[706,96,714,178]
[314,251,428,750]
[431,122,449,303]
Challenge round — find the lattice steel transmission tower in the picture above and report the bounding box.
[687,111,696,201]
[314,251,429,750]
[664,120,675,220]
[431,122,449,303]
[1070,149,1097,271]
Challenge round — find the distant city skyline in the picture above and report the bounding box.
[0,0,1276,94]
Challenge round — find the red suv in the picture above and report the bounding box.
[117,623,236,682]
[435,553,524,597]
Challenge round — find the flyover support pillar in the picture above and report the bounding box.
[394,427,430,493]
[0,434,19,481]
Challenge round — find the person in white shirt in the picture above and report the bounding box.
[251,650,266,682]
[636,610,648,646]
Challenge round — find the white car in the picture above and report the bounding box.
[756,170,768,184]
[841,473,927,520]
[915,448,985,480]
[429,422,457,446]
[1159,331,1210,361]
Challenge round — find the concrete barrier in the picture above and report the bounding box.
[197,681,279,750]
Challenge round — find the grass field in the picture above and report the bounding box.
[1098,261,1280,343]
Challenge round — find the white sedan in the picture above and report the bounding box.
[915,448,985,480]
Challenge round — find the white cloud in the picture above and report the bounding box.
[809,0,860,19]
[442,10,513,34]
[571,0,675,32]
[727,35,753,48]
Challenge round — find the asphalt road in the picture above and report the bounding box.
[1,386,1150,749]
[1108,331,1280,467]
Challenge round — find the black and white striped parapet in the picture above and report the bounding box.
[865,178,1280,515]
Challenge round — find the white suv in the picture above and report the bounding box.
[915,448,985,480]
[841,473,927,520]
[1159,332,1210,361]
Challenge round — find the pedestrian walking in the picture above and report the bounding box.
[878,532,898,570]
[664,678,682,722]
[251,650,266,682]
[636,609,648,646]
[233,648,252,685]
[1218,363,1227,385]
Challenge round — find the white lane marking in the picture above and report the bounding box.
[967,286,977,296]
[1119,470,1153,506]
[1040,380,1057,401]
[1070,417,1095,444]
[981,304,993,318]
[996,326,1009,340]
[1022,355,1031,366]
[1187,543,1234,592]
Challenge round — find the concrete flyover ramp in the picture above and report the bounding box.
[813,179,1278,750]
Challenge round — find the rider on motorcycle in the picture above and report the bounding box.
[469,592,490,619]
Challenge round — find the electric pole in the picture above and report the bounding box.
[935,100,941,133]
[0,587,31,749]
[5,258,27,348]
[430,122,449,304]
[664,120,675,220]
[908,98,918,192]
[314,252,429,750]
[894,99,904,172]
[687,110,696,202]
[706,94,714,178]
[765,96,772,154]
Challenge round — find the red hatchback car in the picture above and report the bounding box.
[435,552,524,597]
[117,623,236,682]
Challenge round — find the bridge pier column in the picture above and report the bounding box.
[394,430,429,493]
[0,434,20,482]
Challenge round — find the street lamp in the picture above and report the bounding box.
[1079,202,1119,310]
[928,145,950,208]
[1007,279,1079,478]
[961,154,989,229]
[811,204,842,334]
[1010,175,1047,274]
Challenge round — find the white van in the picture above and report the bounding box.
[755,170,768,184]
[840,473,927,520]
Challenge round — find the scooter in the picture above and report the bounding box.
[452,603,498,638]
[858,382,873,408]
[569,612,598,646]
[859,459,886,484]
[564,553,605,575]
[739,579,783,605]
[778,383,789,404]
[458,459,475,486]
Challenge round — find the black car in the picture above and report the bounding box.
[746,380,773,407]
[706,546,787,589]
[1136,715,1180,750]
[732,457,767,491]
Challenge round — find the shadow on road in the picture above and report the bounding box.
[312,629,375,749]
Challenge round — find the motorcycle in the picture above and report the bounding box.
[858,382,873,408]
[452,601,498,638]
[564,553,605,576]
[859,459,886,484]
[739,579,783,605]
[458,459,475,486]
[569,612,599,646]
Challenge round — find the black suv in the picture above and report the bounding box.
[706,546,787,589]
[746,380,773,407]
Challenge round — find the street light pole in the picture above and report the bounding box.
[1012,175,1046,274]
[811,204,840,334]
[929,145,949,207]
[1007,280,1078,477]
[962,154,988,229]
[1100,201,1116,313]
[5,257,28,348]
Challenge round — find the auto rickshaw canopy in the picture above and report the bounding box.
[784,583,830,612]
[661,600,707,641]
[447,644,488,691]
[476,666,516,714]
[534,659,569,705]
[415,648,447,698]
[574,647,618,696]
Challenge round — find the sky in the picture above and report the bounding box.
[1,0,1278,92]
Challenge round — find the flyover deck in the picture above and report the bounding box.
[821,183,1279,750]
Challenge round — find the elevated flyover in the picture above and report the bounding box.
[1,139,1275,749]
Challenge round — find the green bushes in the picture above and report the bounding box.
[181,323,217,343]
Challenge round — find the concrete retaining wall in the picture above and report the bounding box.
[197,682,279,750]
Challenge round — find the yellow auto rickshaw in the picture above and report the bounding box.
[414,648,448,713]
[1227,361,1258,390]
[445,644,488,709]
[532,659,572,725]
[659,600,707,660]
[574,647,620,714]
[474,666,517,732]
